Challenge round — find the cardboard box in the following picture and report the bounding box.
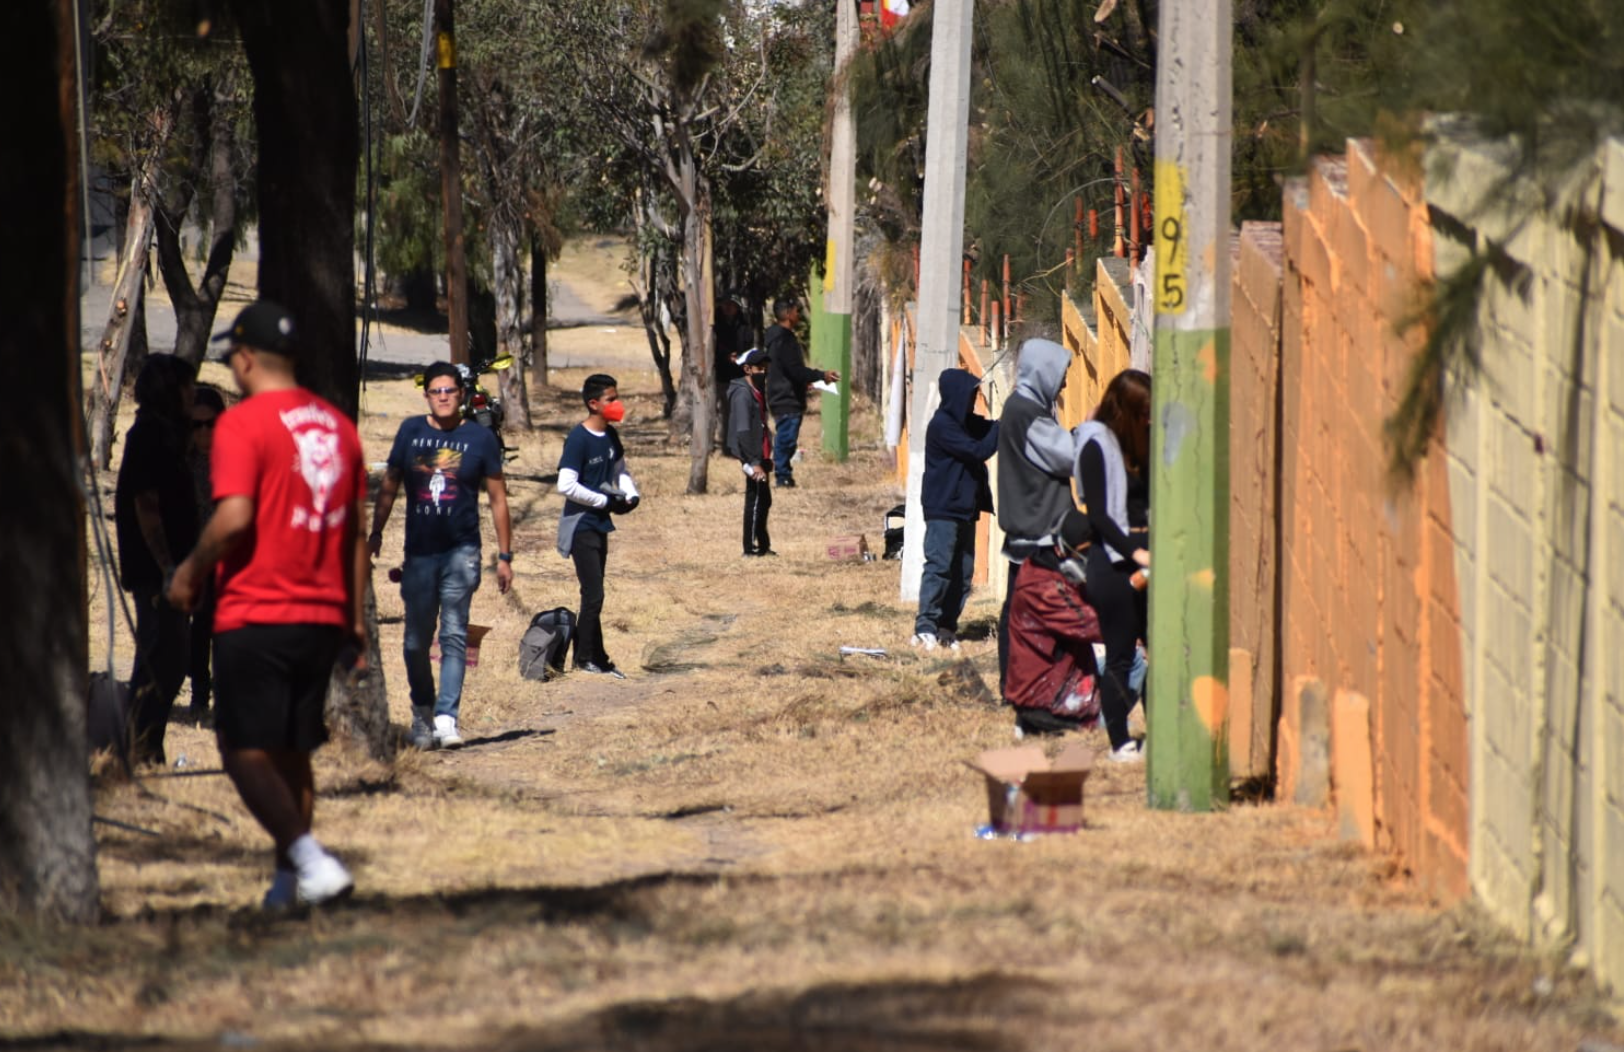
[431,624,492,668]
[968,743,1093,835]
[826,533,870,561]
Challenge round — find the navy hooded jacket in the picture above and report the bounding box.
[922,368,999,521]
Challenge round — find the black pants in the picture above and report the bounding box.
[188,584,215,711]
[1088,544,1147,749]
[997,560,1020,693]
[743,459,773,554]
[570,529,610,666]
[129,587,190,764]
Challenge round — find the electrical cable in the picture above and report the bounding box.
[405,0,434,127]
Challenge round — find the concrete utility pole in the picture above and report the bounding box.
[435,0,469,365]
[814,0,858,461]
[1146,0,1233,810]
[900,0,974,602]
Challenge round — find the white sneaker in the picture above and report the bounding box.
[295,852,354,906]
[410,709,434,750]
[262,869,297,911]
[433,714,464,750]
[1109,740,1146,764]
[911,632,939,651]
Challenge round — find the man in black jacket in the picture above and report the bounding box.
[763,297,838,488]
[914,368,999,650]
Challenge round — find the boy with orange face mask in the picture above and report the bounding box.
[556,373,640,678]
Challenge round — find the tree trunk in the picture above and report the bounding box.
[88,165,159,469]
[529,232,549,395]
[675,156,715,495]
[229,0,390,761]
[156,88,239,370]
[0,0,99,923]
[491,215,531,430]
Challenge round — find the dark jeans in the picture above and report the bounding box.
[915,518,976,639]
[400,544,482,719]
[743,459,773,553]
[771,413,803,483]
[1088,544,1148,749]
[570,528,610,666]
[997,560,1020,693]
[129,587,190,764]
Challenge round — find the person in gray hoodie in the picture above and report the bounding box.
[995,338,1077,686]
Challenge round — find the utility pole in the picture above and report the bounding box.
[1146,0,1233,810]
[813,0,859,462]
[435,0,469,365]
[900,0,973,602]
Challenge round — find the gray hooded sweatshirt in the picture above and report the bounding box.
[995,338,1076,561]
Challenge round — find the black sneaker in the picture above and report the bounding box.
[577,660,626,680]
[743,548,779,558]
[775,477,796,488]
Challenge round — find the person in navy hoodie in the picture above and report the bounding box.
[912,368,999,650]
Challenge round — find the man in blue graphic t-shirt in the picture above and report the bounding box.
[371,362,512,749]
[556,373,640,679]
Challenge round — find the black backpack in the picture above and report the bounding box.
[519,607,576,681]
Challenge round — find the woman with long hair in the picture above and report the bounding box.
[115,353,199,764]
[1072,368,1152,761]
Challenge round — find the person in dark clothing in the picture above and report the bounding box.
[1005,510,1104,738]
[1073,368,1153,762]
[185,384,227,721]
[115,353,199,765]
[556,373,640,679]
[994,338,1076,688]
[763,297,837,488]
[714,292,754,440]
[726,348,775,556]
[914,368,999,649]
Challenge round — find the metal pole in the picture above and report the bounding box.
[816,0,858,461]
[435,0,469,365]
[900,0,974,604]
[1146,0,1233,811]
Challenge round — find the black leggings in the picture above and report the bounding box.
[570,529,610,666]
[743,460,773,553]
[1088,544,1147,749]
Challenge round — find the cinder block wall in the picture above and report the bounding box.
[1266,142,1470,899]
[1427,135,1624,993]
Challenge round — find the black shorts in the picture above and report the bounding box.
[213,624,345,753]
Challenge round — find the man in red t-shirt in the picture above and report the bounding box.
[168,300,369,909]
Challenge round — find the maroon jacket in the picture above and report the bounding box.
[1004,557,1103,721]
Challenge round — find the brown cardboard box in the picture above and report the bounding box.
[826,534,870,561]
[431,624,492,668]
[967,743,1093,835]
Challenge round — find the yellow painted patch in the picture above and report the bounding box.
[1198,340,1218,384]
[1153,160,1188,315]
[823,240,837,292]
[1192,675,1229,735]
[1188,567,1216,589]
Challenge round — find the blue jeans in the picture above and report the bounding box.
[915,518,977,639]
[772,413,803,482]
[401,544,482,719]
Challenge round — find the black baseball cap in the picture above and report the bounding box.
[737,347,767,367]
[212,300,297,358]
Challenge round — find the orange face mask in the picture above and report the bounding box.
[600,400,626,423]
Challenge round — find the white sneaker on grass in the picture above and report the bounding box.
[410,709,435,750]
[1109,740,1146,764]
[911,632,939,651]
[295,853,354,906]
[433,714,464,750]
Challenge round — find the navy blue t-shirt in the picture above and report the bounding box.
[387,416,503,556]
[558,423,622,535]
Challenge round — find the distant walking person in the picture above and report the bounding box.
[557,374,640,678]
[763,297,838,488]
[116,353,199,765]
[167,301,366,908]
[913,368,998,650]
[727,348,775,557]
[370,362,514,751]
[185,384,227,722]
[994,338,1077,687]
[1073,368,1152,762]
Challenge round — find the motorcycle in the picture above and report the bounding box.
[415,353,516,459]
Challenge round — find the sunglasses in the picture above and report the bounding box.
[426,386,461,397]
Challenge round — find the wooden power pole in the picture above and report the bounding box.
[900,0,974,602]
[435,0,469,365]
[1146,0,1233,810]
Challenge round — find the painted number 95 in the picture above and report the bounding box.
[1157,216,1185,313]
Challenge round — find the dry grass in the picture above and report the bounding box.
[35,255,1624,1050]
